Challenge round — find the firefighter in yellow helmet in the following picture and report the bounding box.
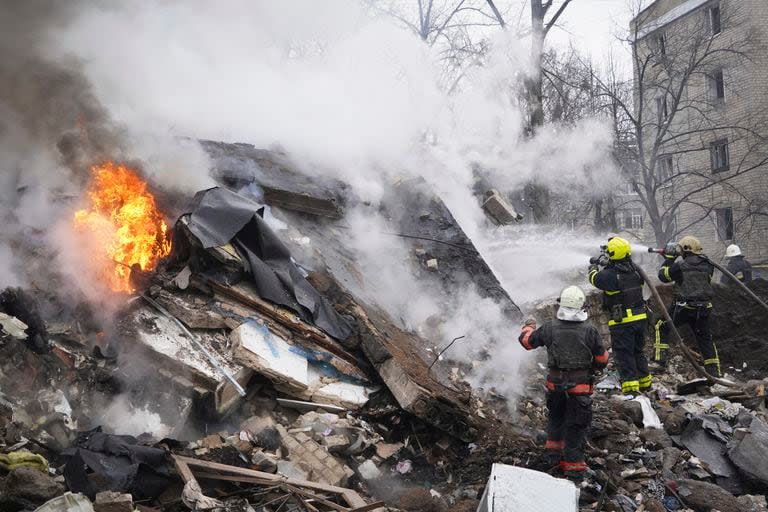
[655,236,721,377]
[588,237,651,394]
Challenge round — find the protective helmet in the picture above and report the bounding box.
[558,285,586,310]
[726,244,742,257]
[678,235,703,254]
[606,236,632,260]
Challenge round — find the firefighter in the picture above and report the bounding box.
[519,285,608,481]
[721,244,753,284]
[654,236,721,377]
[588,236,651,395]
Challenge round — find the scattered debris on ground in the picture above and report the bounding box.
[3,144,768,511]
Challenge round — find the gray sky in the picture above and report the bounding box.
[546,0,636,64]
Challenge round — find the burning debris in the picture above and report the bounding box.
[74,162,172,293]
[3,142,768,512]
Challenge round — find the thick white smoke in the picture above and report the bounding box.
[4,0,620,401]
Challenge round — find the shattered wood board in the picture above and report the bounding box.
[477,464,579,512]
[129,307,243,390]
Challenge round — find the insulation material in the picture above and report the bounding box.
[477,464,579,512]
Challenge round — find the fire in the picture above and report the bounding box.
[74,162,171,293]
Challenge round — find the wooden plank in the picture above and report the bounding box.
[172,455,196,483]
[284,484,349,511]
[349,503,387,512]
[174,455,368,508]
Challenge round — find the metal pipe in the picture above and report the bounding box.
[140,294,247,397]
[635,265,742,389]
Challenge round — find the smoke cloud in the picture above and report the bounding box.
[2,0,618,402]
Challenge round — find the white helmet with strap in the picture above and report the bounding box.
[725,244,741,257]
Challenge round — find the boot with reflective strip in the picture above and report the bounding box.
[639,374,653,391]
[621,380,640,394]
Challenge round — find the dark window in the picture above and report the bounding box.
[709,5,722,35]
[658,155,674,184]
[708,70,725,100]
[710,138,729,172]
[716,207,733,241]
[622,208,644,230]
[656,96,669,124]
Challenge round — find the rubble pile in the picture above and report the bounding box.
[3,142,768,511]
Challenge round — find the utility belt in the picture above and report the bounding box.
[546,368,593,395]
[607,304,647,326]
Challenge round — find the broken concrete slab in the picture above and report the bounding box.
[232,321,309,392]
[481,189,523,225]
[728,415,768,487]
[277,425,353,487]
[675,479,744,512]
[680,416,742,494]
[477,464,578,512]
[93,491,133,512]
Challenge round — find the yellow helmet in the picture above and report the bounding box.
[678,235,703,254]
[606,236,632,260]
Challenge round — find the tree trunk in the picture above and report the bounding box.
[524,0,550,223]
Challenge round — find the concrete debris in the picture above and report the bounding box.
[357,459,382,480]
[6,142,768,512]
[93,491,133,512]
[477,464,578,512]
[674,478,745,512]
[481,189,524,225]
[0,312,28,340]
[1,466,66,505]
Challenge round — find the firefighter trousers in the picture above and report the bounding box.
[545,391,592,477]
[609,320,651,394]
[654,304,720,377]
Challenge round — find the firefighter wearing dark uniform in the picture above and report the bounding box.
[722,244,753,284]
[519,286,609,481]
[655,235,721,377]
[588,237,651,395]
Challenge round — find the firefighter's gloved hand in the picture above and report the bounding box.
[664,242,679,259]
[589,254,609,266]
[524,317,537,327]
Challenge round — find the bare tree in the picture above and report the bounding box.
[590,2,768,247]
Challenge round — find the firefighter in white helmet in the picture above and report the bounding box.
[518,285,608,481]
[722,244,753,284]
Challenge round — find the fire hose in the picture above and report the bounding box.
[139,294,247,397]
[634,265,742,389]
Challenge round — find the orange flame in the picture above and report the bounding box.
[74,162,171,293]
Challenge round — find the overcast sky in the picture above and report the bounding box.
[546,0,637,65]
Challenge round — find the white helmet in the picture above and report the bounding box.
[559,285,586,309]
[557,286,588,321]
[726,244,742,257]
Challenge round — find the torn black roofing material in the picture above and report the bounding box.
[184,187,352,340]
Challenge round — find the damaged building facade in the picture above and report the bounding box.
[629,0,768,261]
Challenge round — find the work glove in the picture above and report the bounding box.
[524,317,537,329]
[663,242,679,260]
[589,254,609,266]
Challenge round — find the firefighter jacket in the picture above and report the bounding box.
[519,319,608,395]
[589,259,648,327]
[722,255,753,283]
[659,254,715,306]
